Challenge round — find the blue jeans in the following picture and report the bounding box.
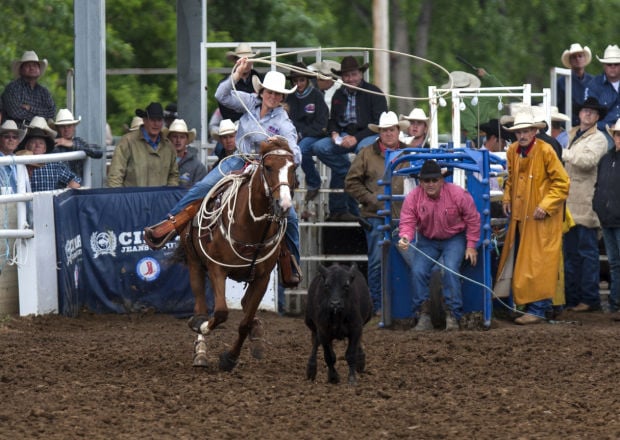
[365,217,384,313]
[525,299,552,318]
[299,136,322,190]
[602,227,620,312]
[563,225,600,308]
[310,133,376,215]
[170,155,246,215]
[411,233,466,319]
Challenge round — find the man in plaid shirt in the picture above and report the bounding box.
[1,51,56,126]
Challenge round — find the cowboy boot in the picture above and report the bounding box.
[279,243,302,287]
[144,200,203,250]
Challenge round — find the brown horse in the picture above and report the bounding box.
[180,137,296,371]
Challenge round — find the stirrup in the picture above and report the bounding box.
[144,219,178,250]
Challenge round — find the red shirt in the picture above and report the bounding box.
[399,182,481,248]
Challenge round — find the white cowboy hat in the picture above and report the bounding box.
[597,44,620,64]
[0,120,27,144]
[11,51,48,78]
[211,119,238,141]
[440,71,481,89]
[399,108,429,123]
[52,108,81,127]
[162,119,197,143]
[561,43,592,68]
[606,120,620,137]
[545,104,570,122]
[252,71,297,95]
[25,116,57,139]
[308,60,341,78]
[504,107,546,131]
[369,111,410,133]
[129,116,143,131]
[226,43,260,61]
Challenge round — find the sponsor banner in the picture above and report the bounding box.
[54,187,194,316]
[54,187,276,317]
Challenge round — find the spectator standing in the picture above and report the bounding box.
[162,119,206,188]
[0,120,27,193]
[163,103,178,128]
[593,120,620,317]
[345,111,409,314]
[397,160,481,331]
[51,108,103,181]
[309,56,388,221]
[495,108,570,324]
[286,62,329,202]
[1,51,56,126]
[107,102,178,188]
[557,43,593,126]
[585,45,620,138]
[562,97,608,312]
[307,60,342,111]
[17,117,80,192]
[399,108,430,147]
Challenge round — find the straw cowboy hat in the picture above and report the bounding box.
[0,120,27,144]
[606,119,620,137]
[252,71,297,95]
[597,45,620,64]
[369,111,410,133]
[399,108,429,123]
[331,56,369,76]
[129,116,143,131]
[11,50,48,78]
[52,108,81,128]
[226,43,260,62]
[136,102,165,119]
[440,71,481,89]
[308,60,341,78]
[162,119,197,143]
[211,119,238,141]
[287,61,313,81]
[18,116,57,153]
[504,107,546,131]
[542,104,570,122]
[561,43,592,68]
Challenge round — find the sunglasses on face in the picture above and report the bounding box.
[421,178,439,183]
[2,134,19,140]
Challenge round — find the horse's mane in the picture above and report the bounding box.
[259,137,292,155]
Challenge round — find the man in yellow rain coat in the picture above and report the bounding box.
[495,107,570,325]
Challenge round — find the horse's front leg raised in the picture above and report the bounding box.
[219,274,270,371]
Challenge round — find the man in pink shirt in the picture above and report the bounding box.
[398,160,481,331]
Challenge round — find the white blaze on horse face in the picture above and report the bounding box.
[278,159,294,211]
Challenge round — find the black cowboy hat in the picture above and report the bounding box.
[479,118,510,140]
[331,56,369,76]
[575,97,608,119]
[287,61,313,81]
[414,160,452,180]
[136,102,165,119]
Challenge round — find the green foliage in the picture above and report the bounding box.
[3,0,620,137]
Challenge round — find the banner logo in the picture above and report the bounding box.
[64,234,82,265]
[90,231,118,258]
[137,257,161,282]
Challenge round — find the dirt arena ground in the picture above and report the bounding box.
[2,307,620,440]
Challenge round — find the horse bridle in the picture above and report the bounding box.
[259,149,295,205]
